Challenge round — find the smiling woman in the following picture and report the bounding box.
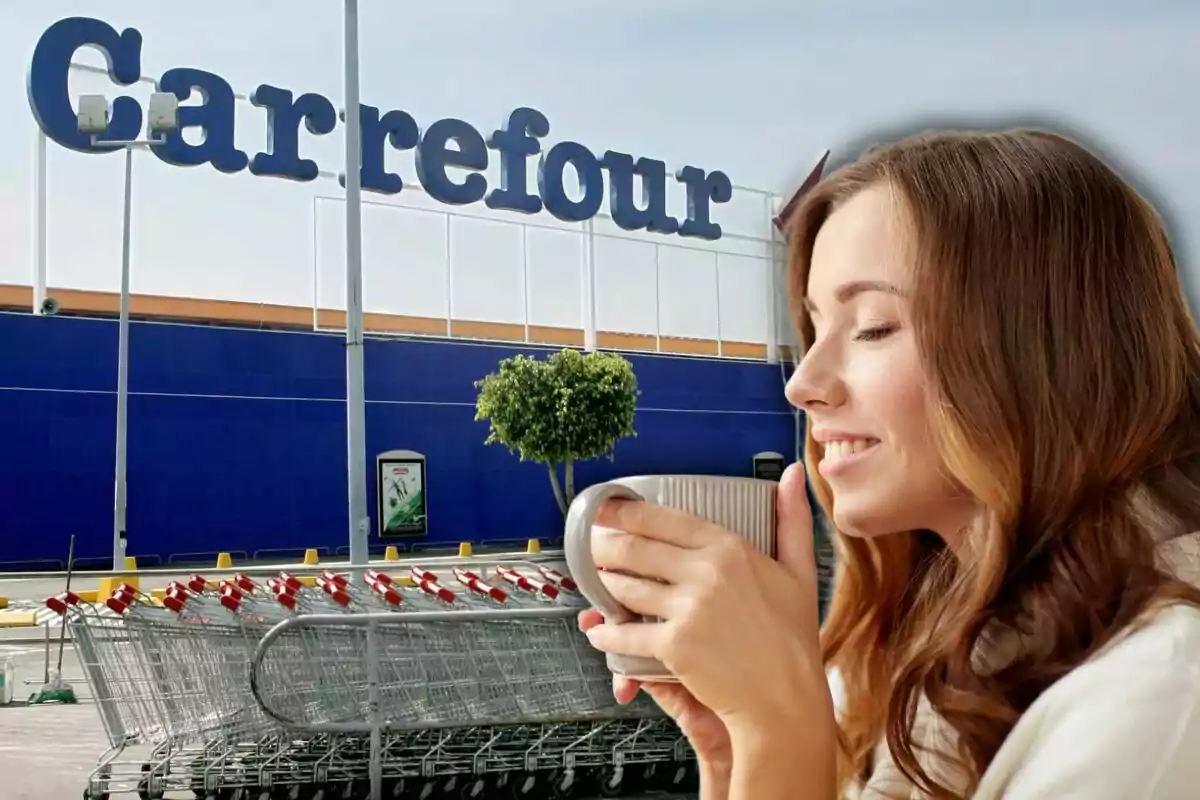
[575,126,1200,800]
[785,129,1200,799]
[793,184,977,541]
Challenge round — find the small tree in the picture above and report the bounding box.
[474,348,639,515]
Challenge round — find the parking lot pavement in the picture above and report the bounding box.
[0,641,111,800]
[0,642,696,800]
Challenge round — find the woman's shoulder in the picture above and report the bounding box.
[1074,602,1200,681]
[975,602,1200,799]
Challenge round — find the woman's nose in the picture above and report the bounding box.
[786,351,845,411]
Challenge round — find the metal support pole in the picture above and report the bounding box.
[113,144,133,570]
[366,620,382,799]
[343,0,371,581]
[33,131,47,314]
[765,193,780,365]
[582,219,596,351]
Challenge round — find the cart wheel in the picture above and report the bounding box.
[137,763,156,800]
[136,778,165,800]
[507,771,540,798]
[546,769,578,799]
[85,763,113,800]
[651,761,685,789]
[457,776,486,799]
[654,760,697,791]
[591,765,629,797]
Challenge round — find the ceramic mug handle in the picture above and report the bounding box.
[564,480,676,680]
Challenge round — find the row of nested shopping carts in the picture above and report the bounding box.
[44,560,699,800]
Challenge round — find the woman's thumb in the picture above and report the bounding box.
[775,462,816,578]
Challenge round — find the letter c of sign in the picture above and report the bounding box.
[27,16,144,152]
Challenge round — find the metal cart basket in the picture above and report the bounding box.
[46,560,697,799]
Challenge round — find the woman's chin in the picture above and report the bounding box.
[831,501,904,539]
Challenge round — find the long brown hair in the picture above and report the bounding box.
[784,128,1200,798]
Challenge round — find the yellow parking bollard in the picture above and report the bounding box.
[383,545,400,562]
[216,552,233,569]
[526,538,541,554]
[458,542,473,558]
[123,556,138,571]
[303,548,320,566]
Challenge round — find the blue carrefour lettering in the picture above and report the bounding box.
[485,108,548,215]
[151,68,247,172]
[539,142,605,223]
[416,118,488,206]
[356,105,419,194]
[249,85,336,181]
[27,17,143,152]
[676,166,733,240]
[27,16,733,240]
[600,153,680,235]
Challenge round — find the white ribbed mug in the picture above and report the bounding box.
[563,475,778,681]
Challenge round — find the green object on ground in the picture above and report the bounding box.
[29,668,77,704]
[29,685,77,705]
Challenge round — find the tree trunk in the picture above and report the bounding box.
[547,462,568,516]
[564,458,576,507]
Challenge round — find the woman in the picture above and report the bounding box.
[578,128,1200,799]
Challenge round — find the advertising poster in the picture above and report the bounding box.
[376,450,428,538]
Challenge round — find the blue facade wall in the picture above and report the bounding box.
[0,312,797,568]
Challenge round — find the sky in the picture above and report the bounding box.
[1,0,1199,343]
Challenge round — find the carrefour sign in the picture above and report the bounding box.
[28,16,733,240]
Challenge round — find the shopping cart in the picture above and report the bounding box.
[47,561,698,799]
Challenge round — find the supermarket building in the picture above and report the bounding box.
[0,16,802,569]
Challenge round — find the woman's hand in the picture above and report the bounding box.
[579,464,836,791]
[579,607,733,776]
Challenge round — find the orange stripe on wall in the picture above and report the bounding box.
[0,284,779,362]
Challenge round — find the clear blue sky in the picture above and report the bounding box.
[3,0,1199,330]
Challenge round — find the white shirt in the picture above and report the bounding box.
[844,532,1200,799]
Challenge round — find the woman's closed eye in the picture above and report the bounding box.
[854,324,898,342]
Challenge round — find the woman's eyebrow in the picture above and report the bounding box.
[802,279,905,314]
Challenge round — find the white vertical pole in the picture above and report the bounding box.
[444,215,453,336]
[582,219,596,351]
[113,144,133,571]
[765,193,780,364]
[654,244,661,353]
[714,253,723,357]
[521,225,530,342]
[342,0,370,578]
[33,131,47,314]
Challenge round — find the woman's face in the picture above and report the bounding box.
[786,184,974,540]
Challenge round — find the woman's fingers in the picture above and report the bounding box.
[597,570,676,618]
[584,617,662,659]
[577,607,604,632]
[775,463,816,582]
[613,674,641,704]
[592,530,686,583]
[579,609,650,705]
[594,497,719,549]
